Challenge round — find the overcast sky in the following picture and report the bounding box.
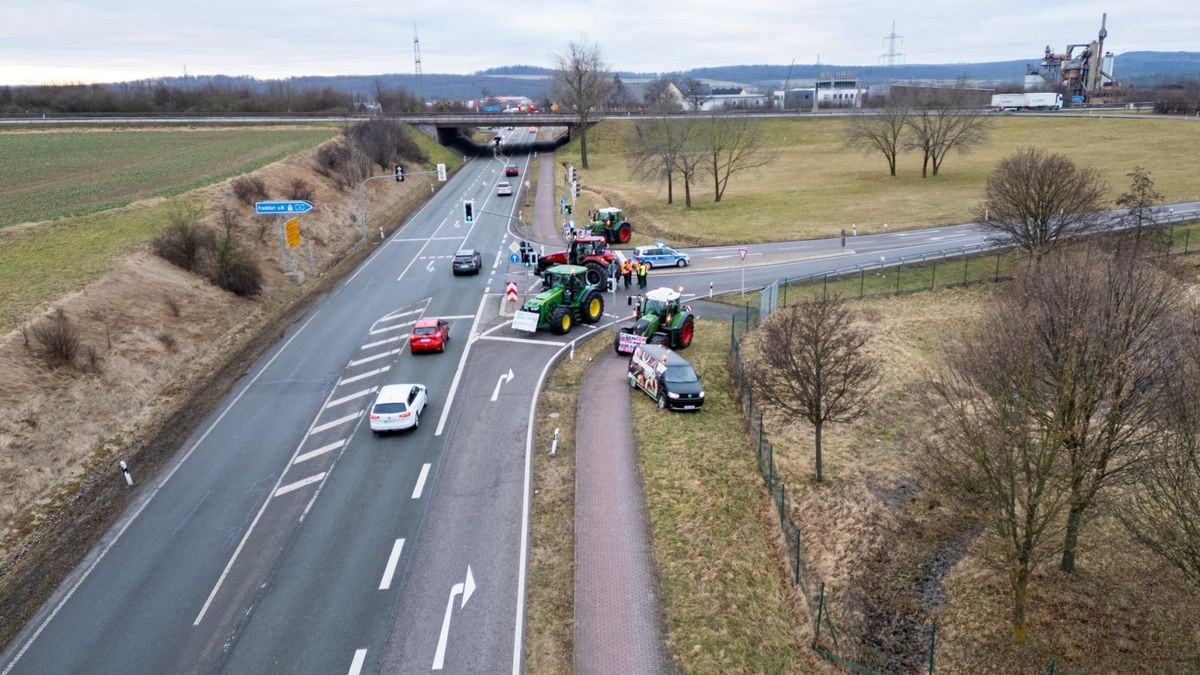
[1,1,1196,85]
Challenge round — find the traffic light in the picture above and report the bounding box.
[573,181,581,198]
[565,205,572,215]
[464,200,475,222]
[395,164,405,182]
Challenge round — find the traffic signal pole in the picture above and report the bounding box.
[355,163,447,245]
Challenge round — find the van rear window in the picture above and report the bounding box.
[373,402,407,414]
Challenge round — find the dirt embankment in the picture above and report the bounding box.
[0,138,450,647]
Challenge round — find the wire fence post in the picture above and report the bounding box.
[1185,229,1191,254]
[859,269,865,299]
[794,532,801,585]
[779,483,787,526]
[931,258,937,290]
[783,279,788,307]
[993,252,1001,282]
[962,252,969,286]
[895,265,902,294]
[814,581,825,644]
[822,273,828,300]
[1048,658,1056,675]
[928,620,937,674]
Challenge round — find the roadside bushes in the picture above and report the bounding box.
[316,120,428,190]
[231,176,269,206]
[30,308,80,367]
[151,204,262,297]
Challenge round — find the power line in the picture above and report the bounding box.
[880,20,904,81]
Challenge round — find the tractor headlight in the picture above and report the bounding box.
[667,391,680,399]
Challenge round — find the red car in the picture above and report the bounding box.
[505,164,519,177]
[410,317,450,353]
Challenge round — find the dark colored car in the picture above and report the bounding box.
[627,343,705,411]
[452,248,482,275]
[505,164,519,177]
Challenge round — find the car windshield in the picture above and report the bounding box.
[414,327,437,335]
[373,402,407,414]
[663,365,698,383]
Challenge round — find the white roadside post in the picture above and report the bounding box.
[119,460,133,486]
[738,247,748,296]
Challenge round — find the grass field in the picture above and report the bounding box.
[560,116,1200,245]
[631,319,811,673]
[0,127,336,228]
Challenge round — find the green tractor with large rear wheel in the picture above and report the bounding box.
[513,264,605,336]
[614,287,696,355]
[589,207,633,244]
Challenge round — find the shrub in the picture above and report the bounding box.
[344,119,428,170]
[210,230,262,297]
[287,177,315,202]
[151,204,212,272]
[82,343,102,373]
[31,307,80,367]
[156,332,177,351]
[231,175,269,206]
[315,141,371,190]
[163,294,181,317]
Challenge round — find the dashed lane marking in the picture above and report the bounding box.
[294,440,345,464]
[274,472,326,497]
[378,538,406,590]
[347,648,367,675]
[411,463,432,499]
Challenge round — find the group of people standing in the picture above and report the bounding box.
[620,259,649,290]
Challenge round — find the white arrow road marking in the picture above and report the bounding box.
[433,566,476,670]
[411,463,431,499]
[378,538,406,590]
[347,648,367,675]
[491,368,515,402]
[274,472,326,497]
[426,259,435,272]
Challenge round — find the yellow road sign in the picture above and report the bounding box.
[508,241,520,254]
[285,218,301,249]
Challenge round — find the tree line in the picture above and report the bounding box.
[747,156,1200,644]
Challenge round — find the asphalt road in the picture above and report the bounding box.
[3,120,1199,673]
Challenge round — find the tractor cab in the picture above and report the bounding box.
[637,287,682,319]
[595,207,622,227]
[571,236,606,260]
[541,264,586,301]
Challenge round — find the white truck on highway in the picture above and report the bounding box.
[991,92,1063,111]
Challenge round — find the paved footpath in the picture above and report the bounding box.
[573,356,674,674]
[531,148,563,246]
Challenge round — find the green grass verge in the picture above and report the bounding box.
[560,117,1200,245]
[0,127,336,228]
[631,319,811,673]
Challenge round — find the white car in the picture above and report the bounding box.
[496,181,513,196]
[369,384,427,433]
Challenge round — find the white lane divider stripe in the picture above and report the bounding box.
[327,387,376,408]
[361,336,403,350]
[438,314,478,321]
[411,463,432,499]
[275,472,326,497]
[348,348,404,367]
[380,308,424,322]
[312,412,361,434]
[369,322,416,336]
[347,648,367,675]
[340,365,389,386]
[378,538,406,590]
[294,440,345,464]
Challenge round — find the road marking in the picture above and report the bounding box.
[437,314,478,321]
[435,293,488,436]
[426,259,435,272]
[2,310,323,671]
[348,348,403,367]
[294,440,345,464]
[390,236,462,242]
[395,210,458,281]
[412,463,432,499]
[380,308,424,321]
[312,412,362,434]
[434,566,476,670]
[327,388,376,407]
[340,365,390,386]
[369,321,416,336]
[478,335,568,347]
[347,648,367,675]
[378,538,406,590]
[361,335,403,350]
[491,368,515,401]
[275,472,326,497]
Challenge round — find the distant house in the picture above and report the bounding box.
[698,92,767,111]
[622,80,685,111]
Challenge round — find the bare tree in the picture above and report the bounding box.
[642,78,681,111]
[979,148,1108,260]
[629,117,690,205]
[551,40,613,170]
[372,80,424,113]
[844,98,911,176]
[904,89,992,177]
[929,306,1067,643]
[1116,165,1165,237]
[746,297,879,481]
[1121,312,1200,587]
[673,130,705,209]
[678,77,708,112]
[700,114,775,202]
[606,74,636,110]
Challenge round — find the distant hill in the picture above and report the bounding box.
[107,51,1200,102]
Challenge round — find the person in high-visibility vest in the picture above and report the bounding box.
[637,260,649,289]
[621,260,633,289]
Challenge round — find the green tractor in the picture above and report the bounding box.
[512,264,605,336]
[614,287,696,355]
[589,207,633,244]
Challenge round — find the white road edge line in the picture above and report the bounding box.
[510,315,624,675]
[294,440,345,464]
[347,648,367,675]
[274,473,326,497]
[378,538,406,590]
[411,463,432,499]
[434,292,489,437]
[0,308,321,674]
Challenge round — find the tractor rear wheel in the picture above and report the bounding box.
[677,316,695,349]
[584,263,605,286]
[581,291,604,324]
[550,306,572,335]
[617,224,631,243]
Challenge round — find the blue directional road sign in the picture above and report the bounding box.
[255,200,314,215]
[560,198,567,208]
[509,253,521,264]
